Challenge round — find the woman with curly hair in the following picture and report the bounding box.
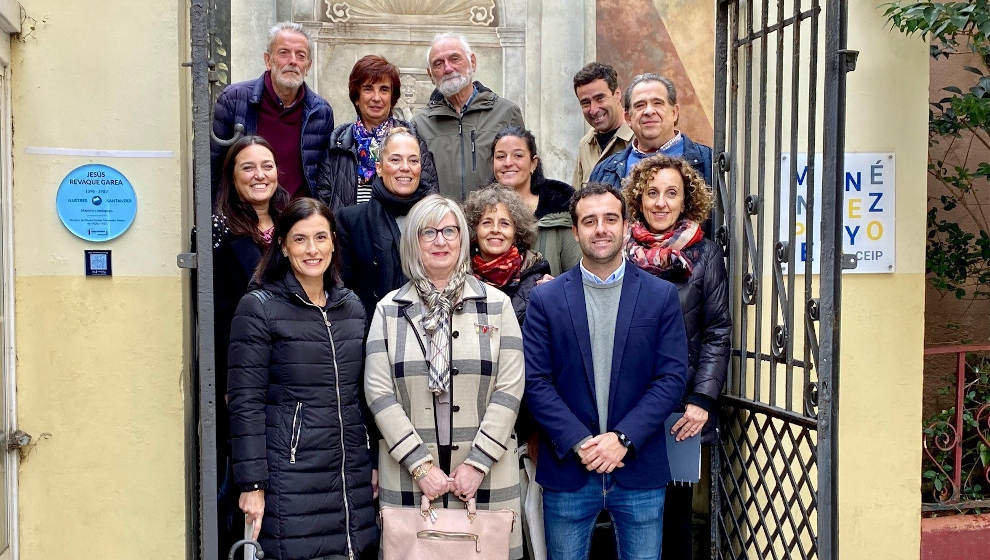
[622,154,731,560]
[463,184,551,326]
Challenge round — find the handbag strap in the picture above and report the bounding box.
[419,495,478,518]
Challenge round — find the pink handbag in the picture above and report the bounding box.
[380,496,515,559]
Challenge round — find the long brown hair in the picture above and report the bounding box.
[215,135,289,245]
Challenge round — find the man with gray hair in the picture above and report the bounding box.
[211,21,334,198]
[412,32,524,200]
[589,73,712,191]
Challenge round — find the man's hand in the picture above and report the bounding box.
[670,404,709,442]
[450,463,485,501]
[580,433,627,473]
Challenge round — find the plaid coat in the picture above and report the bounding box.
[364,276,525,559]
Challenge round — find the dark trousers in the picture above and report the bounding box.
[661,483,694,560]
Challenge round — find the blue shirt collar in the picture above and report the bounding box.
[580,258,626,285]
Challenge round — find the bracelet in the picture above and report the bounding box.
[412,462,433,481]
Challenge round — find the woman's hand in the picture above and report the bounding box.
[536,274,554,285]
[372,469,379,499]
[416,464,452,501]
[671,404,710,441]
[239,490,265,540]
[450,463,485,501]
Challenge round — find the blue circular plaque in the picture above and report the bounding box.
[55,164,137,242]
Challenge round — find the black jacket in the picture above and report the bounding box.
[313,118,439,211]
[212,214,265,446]
[657,238,731,442]
[486,250,551,327]
[335,176,432,321]
[227,272,377,560]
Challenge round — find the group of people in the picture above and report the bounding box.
[210,21,730,560]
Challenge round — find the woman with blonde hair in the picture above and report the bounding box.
[364,194,526,559]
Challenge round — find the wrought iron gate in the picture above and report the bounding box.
[711,1,855,558]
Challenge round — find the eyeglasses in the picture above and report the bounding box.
[418,225,460,242]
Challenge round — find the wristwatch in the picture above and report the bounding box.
[611,431,634,450]
[412,461,433,481]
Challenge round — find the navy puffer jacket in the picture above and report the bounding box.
[227,271,376,560]
[211,72,334,197]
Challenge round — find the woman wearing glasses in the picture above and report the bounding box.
[364,195,526,559]
[335,127,435,320]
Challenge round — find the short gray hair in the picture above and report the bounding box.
[400,195,472,284]
[267,22,312,57]
[623,73,677,111]
[426,32,473,66]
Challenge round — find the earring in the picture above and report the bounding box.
[282,250,288,257]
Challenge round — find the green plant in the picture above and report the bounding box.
[922,353,990,509]
[884,2,990,299]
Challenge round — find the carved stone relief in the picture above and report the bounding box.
[319,0,496,26]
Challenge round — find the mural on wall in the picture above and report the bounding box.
[596,0,715,146]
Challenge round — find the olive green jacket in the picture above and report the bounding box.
[536,212,581,276]
[412,81,524,200]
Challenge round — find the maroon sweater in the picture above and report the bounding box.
[257,72,306,197]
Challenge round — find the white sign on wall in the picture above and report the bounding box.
[778,153,895,274]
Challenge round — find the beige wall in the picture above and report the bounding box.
[839,2,927,558]
[12,1,188,557]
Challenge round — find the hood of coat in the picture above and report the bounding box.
[531,177,574,220]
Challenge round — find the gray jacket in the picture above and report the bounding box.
[412,81,524,200]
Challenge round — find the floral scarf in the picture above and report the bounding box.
[472,245,524,288]
[624,219,703,279]
[352,117,393,185]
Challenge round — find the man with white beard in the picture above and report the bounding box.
[412,33,525,200]
[211,22,334,199]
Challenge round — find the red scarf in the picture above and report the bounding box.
[624,219,703,278]
[472,245,524,287]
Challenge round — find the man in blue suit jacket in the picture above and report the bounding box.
[523,183,688,560]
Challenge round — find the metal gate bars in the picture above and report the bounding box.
[711,1,855,558]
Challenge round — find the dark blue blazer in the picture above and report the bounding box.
[523,263,688,491]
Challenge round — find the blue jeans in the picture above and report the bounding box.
[543,474,666,560]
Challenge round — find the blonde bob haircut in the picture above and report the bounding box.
[400,194,472,284]
[622,154,714,227]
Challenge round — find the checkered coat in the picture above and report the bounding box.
[364,276,525,559]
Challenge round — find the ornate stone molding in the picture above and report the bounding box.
[318,0,497,26]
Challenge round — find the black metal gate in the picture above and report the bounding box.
[710,1,856,558]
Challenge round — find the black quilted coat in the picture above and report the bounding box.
[227,271,377,560]
[657,238,731,442]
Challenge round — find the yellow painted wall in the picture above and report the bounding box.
[11,1,188,558]
[839,3,927,558]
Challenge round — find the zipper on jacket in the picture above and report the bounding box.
[458,119,466,200]
[470,129,477,171]
[295,293,356,560]
[289,402,303,464]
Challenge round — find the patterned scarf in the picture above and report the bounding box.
[414,270,467,394]
[471,245,523,288]
[624,219,703,279]
[352,117,393,185]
